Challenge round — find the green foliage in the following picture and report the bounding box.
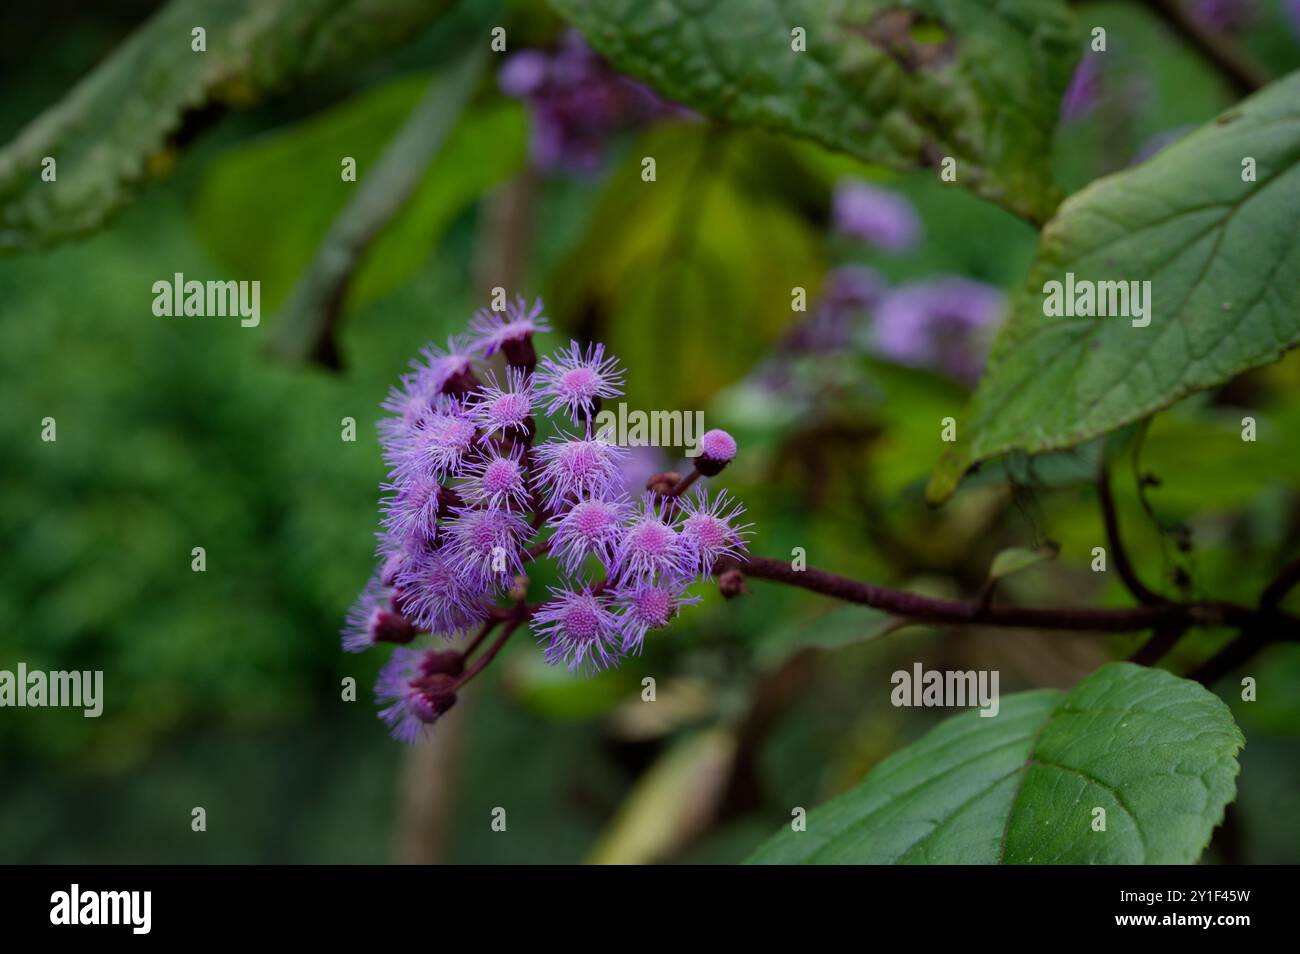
[749,664,1243,863]
[548,124,824,410]
[195,71,524,317]
[0,0,453,251]
[986,544,1057,582]
[930,72,1300,501]
[552,0,1079,222]
[264,51,505,364]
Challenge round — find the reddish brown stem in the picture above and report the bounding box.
[722,555,1285,635]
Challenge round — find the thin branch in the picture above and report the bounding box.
[722,554,1288,635]
[1187,627,1269,686]
[1098,464,1166,606]
[1260,554,1300,609]
[461,618,499,660]
[452,618,521,691]
[667,468,701,498]
[1141,0,1272,95]
[1128,623,1187,666]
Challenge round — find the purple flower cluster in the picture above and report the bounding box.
[344,296,750,741]
[499,30,686,173]
[761,265,1003,389]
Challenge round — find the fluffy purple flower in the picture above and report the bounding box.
[380,338,477,444]
[871,277,1005,382]
[391,398,479,481]
[613,493,693,583]
[380,474,446,547]
[469,296,550,359]
[458,445,531,511]
[467,366,535,440]
[534,428,627,507]
[376,648,461,742]
[395,546,489,635]
[547,494,629,577]
[832,178,921,252]
[611,577,701,652]
[1288,0,1300,39]
[443,506,531,586]
[678,489,751,576]
[536,340,625,423]
[531,586,622,673]
[1060,53,1100,122]
[342,579,419,653]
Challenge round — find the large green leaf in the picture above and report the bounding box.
[748,663,1243,863]
[0,0,451,251]
[551,0,1079,222]
[929,72,1300,502]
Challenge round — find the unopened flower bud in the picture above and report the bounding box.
[371,608,419,645]
[409,672,459,723]
[440,364,481,399]
[695,429,736,477]
[509,574,530,602]
[420,649,465,677]
[718,568,747,599]
[502,335,539,373]
[646,470,681,495]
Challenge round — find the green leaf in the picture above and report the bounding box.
[748,662,1243,863]
[587,728,739,864]
[929,72,1300,503]
[547,124,824,410]
[551,0,1079,222]
[264,51,501,365]
[194,74,524,317]
[987,543,1057,582]
[0,0,451,251]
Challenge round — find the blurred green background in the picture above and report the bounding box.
[2,1,1299,864]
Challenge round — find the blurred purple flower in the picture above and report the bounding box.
[1288,0,1300,39]
[499,30,686,173]
[832,178,922,251]
[1195,0,1255,29]
[1060,54,1100,122]
[872,277,1005,382]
